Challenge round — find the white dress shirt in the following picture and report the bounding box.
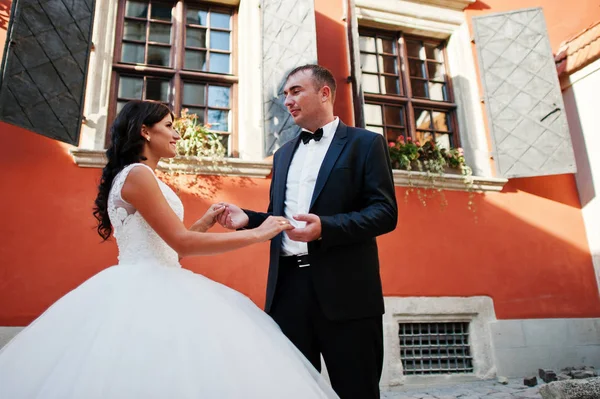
[281,117,340,256]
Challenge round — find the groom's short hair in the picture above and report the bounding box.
[286,64,337,103]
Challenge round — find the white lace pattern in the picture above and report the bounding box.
[107,163,183,268]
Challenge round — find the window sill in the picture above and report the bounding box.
[392,169,507,192]
[70,149,506,191]
[69,149,272,178]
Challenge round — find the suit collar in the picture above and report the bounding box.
[309,122,348,209]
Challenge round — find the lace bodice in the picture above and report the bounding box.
[108,163,183,268]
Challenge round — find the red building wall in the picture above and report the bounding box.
[0,0,598,326]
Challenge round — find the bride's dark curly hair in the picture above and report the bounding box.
[93,100,173,240]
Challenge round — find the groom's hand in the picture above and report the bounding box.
[216,202,249,230]
[286,213,322,242]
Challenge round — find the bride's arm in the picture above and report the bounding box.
[121,166,292,257]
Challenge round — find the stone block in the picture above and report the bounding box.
[524,376,538,387]
[539,376,600,399]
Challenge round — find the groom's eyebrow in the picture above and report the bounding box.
[282,85,301,96]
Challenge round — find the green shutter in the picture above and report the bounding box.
[0,0,95,145]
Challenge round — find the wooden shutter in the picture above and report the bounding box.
[473,8,576,178]
[0,0,95,145]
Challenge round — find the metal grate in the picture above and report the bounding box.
[399,322,473,375]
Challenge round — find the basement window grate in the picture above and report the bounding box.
[399,322,474,375]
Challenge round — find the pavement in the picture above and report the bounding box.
[381,378,543,399]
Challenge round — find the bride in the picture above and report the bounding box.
[0,100,338,398]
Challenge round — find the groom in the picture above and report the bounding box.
[217,64,397,399]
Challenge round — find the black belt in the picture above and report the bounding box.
[280,254,311,268]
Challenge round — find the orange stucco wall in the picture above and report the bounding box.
[0,0,599,326]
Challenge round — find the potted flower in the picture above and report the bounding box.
[388,137,471,176]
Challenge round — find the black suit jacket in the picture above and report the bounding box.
[245,121,398,321]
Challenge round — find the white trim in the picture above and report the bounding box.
[79,0,119,149]
[393,169,506,192]
[70,149,506,190]
[381,296,497,387]
[69,149,272,178]
[355,0,474,38]
[447,23,494,177]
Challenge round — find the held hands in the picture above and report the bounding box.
[255,216,295,241]
[216,203,249,230]
[190,204,227,233]
[286,214,322,242]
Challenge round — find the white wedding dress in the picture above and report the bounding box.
[0,163,338,399]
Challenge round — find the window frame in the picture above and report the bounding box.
[359,27,460,148]
[107,0,239,156]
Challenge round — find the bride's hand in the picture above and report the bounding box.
[255,216,294,241]
[190,204,227,232]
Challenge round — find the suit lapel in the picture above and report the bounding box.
[274,136,301,215]
[309,122,349,210]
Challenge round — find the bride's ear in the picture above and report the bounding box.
[141,125,150,142]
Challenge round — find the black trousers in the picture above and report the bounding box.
[270,257,383,399]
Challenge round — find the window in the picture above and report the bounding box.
[359,30,458,149]
[399,322,473,375]
[110,0,237,154]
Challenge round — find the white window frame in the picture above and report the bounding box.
[354,0,495,180]
[72,0,271,178]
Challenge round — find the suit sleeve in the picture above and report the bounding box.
[318,134,398,249]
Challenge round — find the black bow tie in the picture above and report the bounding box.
[300,128,324,144]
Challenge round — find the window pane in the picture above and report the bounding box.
[183,83,206,105]
[429,82,446,101]
[379,38,395,54]
[124,20,146,41]
[432,111,450,131]
[411,79,427,97]
[208,109,229,131]
[416,130,433,144]
[125,0,147,18]
[146,78,169,102]
[147,45,170,66]
[187,8,208,25]
[209,53,230,73]
[384,106,404,126]
[427,62,445,80]
[121,42,145,63]
[117,100,128,114]
[185,50,207,70]
[406,40,421,58]
[149,23,171,44]
[150,3,171,21]
[425,43,442,61]
[211,12,231,29]
[386,128,405,143]
[359,36,376,52]
[218,134,230,154]
[208,85,230,107]
[360,54,378,73]
[187,27,207,48]
[381,56,397,75]
[408,59,425,78]
[364,103,383,125]
[414,109,432,130]
[436,133,451,149]
[186,107,205,124]
[362,74,380,93]
[118,76,143,99]
[381,76,399,95]
[367,125,384,135]
[210,31,230,51]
